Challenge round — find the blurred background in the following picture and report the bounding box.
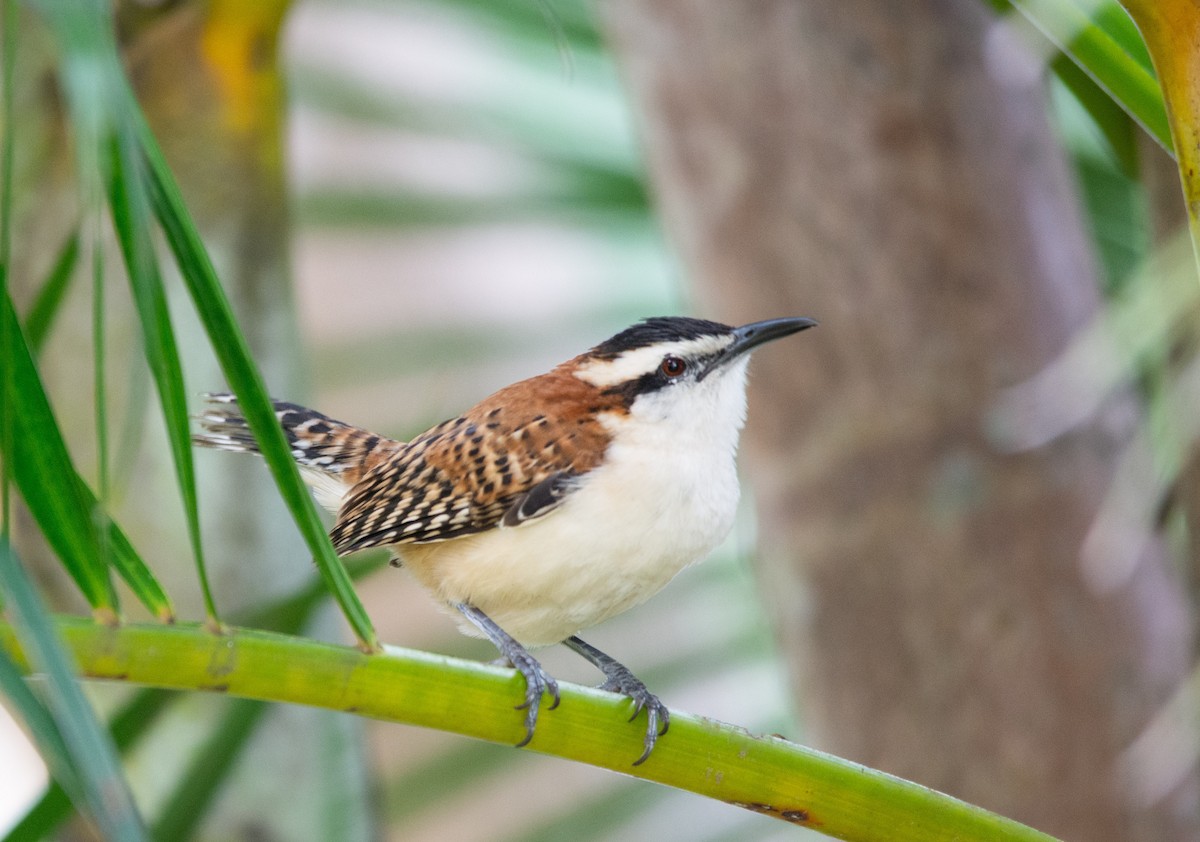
[3,0,1200,840]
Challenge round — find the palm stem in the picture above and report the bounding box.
[0,616,1057,842]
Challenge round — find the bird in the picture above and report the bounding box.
[194,315,815,764]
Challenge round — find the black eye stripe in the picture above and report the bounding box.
[601,356,700,405]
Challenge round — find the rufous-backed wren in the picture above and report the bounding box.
[195,315,815,764]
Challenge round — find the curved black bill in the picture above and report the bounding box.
[699,316,817,380]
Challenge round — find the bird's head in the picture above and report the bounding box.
[571,315,816,435]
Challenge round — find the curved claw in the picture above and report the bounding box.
[454,604,560,750]
[629,699,669,735]
[630,694,670,766]
[508,649,560,748]
[600,672,670,766]
[627,697,645,721]
[564,636,672,765]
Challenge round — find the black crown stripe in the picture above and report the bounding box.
[590,316,732,359]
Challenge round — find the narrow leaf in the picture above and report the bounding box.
[23,230,80,355]
[1,0,18,538]
[106,130,218,623]
[4,268,167,620]
[1010,0,1172,152]
[0,647,84,812]
[87,476,173,621]
[4,688,174,842]
[10,279,169,618]
[0,287,116,612]
[91,219,110,535]
[0,540,146,841]
[1052,53,1139,177]
[133,109,379,650]
[27,0,205,621]
[3,556,367,840]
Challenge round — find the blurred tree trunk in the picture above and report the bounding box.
[604,1,1198,839]
[8,4,370,839]
[1139,132,1200,620]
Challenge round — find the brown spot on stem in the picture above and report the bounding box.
[730,802,816,825]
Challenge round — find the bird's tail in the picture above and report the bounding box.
[194,392,399,513]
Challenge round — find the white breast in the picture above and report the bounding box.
[398,358,751,646]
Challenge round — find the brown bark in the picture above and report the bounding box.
[604,1,1197,838]
[1139,132,1200,626]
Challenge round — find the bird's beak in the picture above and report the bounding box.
[698,316,817,380]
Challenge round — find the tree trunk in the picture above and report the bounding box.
[1138,133,1200,629]
[604,2,1198,839]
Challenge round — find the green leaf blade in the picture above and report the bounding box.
[0,646,84,812]
[86,476,174,621]
[3,688,175,842]
[1011,0,1172,152]
[105,127,216,622]
[0,540,146,841]
[23,230,80,356]
[0,289,116,612]
[135,114,379,650]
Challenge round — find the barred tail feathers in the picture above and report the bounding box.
[194,392,399,514]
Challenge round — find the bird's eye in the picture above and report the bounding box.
[660,356,687,378]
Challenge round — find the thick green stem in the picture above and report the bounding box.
[0,617,1057,842]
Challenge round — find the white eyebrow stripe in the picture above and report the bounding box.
[572,335,732,387]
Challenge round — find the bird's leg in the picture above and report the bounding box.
[455,603,560,748]
[563,636,669,765]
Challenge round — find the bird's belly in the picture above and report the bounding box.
[397,454,740,646]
